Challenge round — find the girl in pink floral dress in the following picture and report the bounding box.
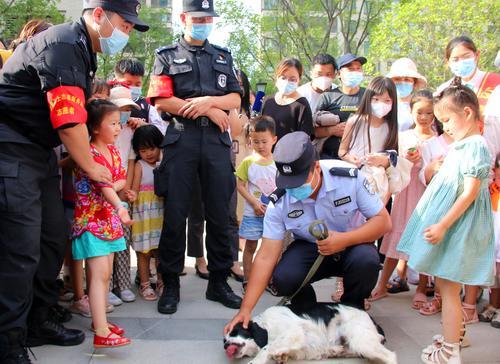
[72,99,132,348]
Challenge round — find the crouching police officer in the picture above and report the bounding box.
[0,1,148,362]
[225,132,392,333]
[147,0,242,314]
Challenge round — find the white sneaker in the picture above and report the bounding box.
[108,291,123,306]
[119,289,136,302]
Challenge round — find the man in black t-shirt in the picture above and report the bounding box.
[315,53,367,159]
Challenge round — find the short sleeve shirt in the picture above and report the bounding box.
[72,144,126,241]
[263,159,383,242]
[235,154,277,216]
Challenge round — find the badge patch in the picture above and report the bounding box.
[287,210,304,218]
[218,74,227,88]
[282,165,292,174]
[173,58,187,64]
[216,59,228,65]
[136,3,141,15]
[334,196,351,207]
[202,0,210,9]
[363,178,375,195]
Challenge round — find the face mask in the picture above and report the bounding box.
[286,170,317,201]
[342,71,363,88]
[130,86,142,100]
[395,82,414,98]
[120,111,131,125]
[276,78,298,95]
[371,102,392,119]
[187,23,213,41]
[97,14,129,56]
[312,76,333,92]
[449,58,476,78]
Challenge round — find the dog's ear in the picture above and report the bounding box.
[248,321,268,348]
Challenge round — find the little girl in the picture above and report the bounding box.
[131,125,164,300]
[72,99,132,348]
[338,76,400,203]
[398,79,495,363]
[369,90,436,306]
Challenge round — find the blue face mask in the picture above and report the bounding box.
[395,82,414,98]
[120,111,131,125]
[98,15,129,56]
[187,23,213,41]
[286,170,317,201]
[130,86,142,100]
[450,58,476,78]
[276,78,298,95]
[342,71,364,88]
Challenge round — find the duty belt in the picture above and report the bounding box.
[173,116,215,130]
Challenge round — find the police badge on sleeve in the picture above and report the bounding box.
[218,74,227,88]
[202,0,210,9]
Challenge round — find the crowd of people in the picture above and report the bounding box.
[0,0,499,363]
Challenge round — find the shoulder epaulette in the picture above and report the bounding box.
[155,45,177,54]
[329,167,358,178]
[212,44,231,54]
[268,188,286,204]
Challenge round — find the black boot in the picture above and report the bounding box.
[26,307,84,347]
[1,328,32,364]
[206,270,242,309]
[49,304,72,324]
[157,273,179,314]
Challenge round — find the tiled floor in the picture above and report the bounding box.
[32,267,500,364]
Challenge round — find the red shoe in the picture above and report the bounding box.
[93,332,131,348]
[91,322,125,336]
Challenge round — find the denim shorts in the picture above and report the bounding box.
[239,215,264,241]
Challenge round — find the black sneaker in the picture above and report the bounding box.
[26,316,84,347]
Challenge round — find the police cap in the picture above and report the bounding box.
[183,0,219,17]
[84,0,150,32]
[273,132,316,189]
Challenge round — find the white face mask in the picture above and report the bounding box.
[312,76,333,92]
[371,102,392,118]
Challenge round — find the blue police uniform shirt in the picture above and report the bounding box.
[263,160,383,242]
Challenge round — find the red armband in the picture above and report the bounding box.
[47,86,87,129]
[146,75,174,104]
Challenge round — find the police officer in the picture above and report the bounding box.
[0,2,148,362]
[147,0,242,314]
[225,132,392,332]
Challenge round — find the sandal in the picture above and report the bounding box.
[93,332,131,348]
[479,305,497,322]
[426,321,469,351]
[91,322,125,336]
[421,341,461,363]
[367,290,388,302]
[420,294,442,316]
[140,282,157,301]
[331,278,344,302]
[461,302,479,325]
[412,292,428,310]
[386,276,410,294]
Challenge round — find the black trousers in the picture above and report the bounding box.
[272,240,380,309]
[0,142,67,333]
[156,121,235,275]
[187,172,239,262]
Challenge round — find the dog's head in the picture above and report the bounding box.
[223,321,268,359]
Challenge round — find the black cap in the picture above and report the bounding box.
[274,132,316,189]
[84,0,150,32]
[183,0,219,17]
[337,53,367,69]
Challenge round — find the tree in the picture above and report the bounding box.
[0,0,66,42]
[95,5,176,92]
[368,0,499,88]
[218,0,389,91]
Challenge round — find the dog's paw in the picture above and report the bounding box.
[328,345,345,357]
[270,352,289,364]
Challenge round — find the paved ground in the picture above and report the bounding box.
[32,259,500,364]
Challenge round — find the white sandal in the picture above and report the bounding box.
[140,282,157,301]
[421,341,461,363]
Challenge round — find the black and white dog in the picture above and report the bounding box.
[224,303,397,364]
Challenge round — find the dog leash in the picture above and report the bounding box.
[276,220,329,306]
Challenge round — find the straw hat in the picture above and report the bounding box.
[109,86,140,110]
[386,58,427,89]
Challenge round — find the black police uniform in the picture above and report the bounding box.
[151,31,242,310]
[0,19,96,357]
[131,97,151,123]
